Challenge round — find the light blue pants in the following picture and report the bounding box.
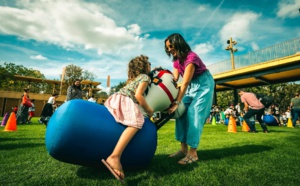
[175,70,214,148]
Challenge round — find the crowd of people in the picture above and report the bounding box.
[14,79,97,125]
[209,92,300,130]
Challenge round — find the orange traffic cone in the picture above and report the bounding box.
[4,112,17,132]
[287,118,293,128]
[242,120,250,132]
[227,115,237,133]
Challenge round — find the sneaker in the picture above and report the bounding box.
[264,130,269,133]
[38,119,42,124]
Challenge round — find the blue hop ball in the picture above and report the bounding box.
[45,100,157,168]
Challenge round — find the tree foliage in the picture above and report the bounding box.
[0,62,98,95]
[0,62,48,93]
[110,81,126,95]
[59,64,97,95]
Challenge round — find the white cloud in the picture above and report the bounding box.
[194,43,214,55]
[197,5,207,12]
[0,0,142,55]
[30,55,47,60]
[218,11,260,45]
[277,0,300,18]
[251,41,259,51]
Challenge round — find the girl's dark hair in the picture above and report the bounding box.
[164,33,191,63]
[72,79,81,90]
[21,88,30,98]
[52,93,59,96]
[127,55,150,83]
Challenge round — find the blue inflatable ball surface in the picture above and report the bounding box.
[45,100,157,168]
[263,115,277,125]
[225,118,229,125]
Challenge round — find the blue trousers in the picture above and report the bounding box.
[292,108,300,127]
[175,71,214,148]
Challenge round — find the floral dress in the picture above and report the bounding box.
[104,74,151,129]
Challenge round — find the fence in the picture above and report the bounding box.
[207,38,300,75]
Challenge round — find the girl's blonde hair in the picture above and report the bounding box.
[127,55,150,83]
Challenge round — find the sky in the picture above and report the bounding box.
[0,0,299,92]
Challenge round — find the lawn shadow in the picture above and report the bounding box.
[76,163,157,184]
[0,137,44,142]
[199,144,273,161]
[147,144,273,177]
[76,166,105,179]
[0,142,44,150]
[75,145,273,184]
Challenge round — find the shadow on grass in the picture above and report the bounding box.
[75,144,273,184]
[199,144,273,161]
[0,138,44,150]
[0,137,44,142]
[145,145,273,176]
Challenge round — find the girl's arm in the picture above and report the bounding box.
[169,63,195,114]
[173,68,179,82]
[53,97,56,105]
[66,86,72,101]
[135,81,153,117]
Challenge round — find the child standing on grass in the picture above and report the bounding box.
[102,55,153,183]
[27,99,35,123]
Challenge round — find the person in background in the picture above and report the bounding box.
[16,88,32,124]
[235,102,241,116]
[88,95,97,103]
[285,108,291,126]
[101,55,153,183]
[282,111,287,126]
[164,33,214,165]
[12,106,18,114]
[273,104,281,126]
[290,92,300,128]
[39,93,58,125]
[66,79,83,101]
[27,99,35,123]
[238,89,269,133]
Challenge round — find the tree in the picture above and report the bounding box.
[110,81,126,95]
[0,62,47,93]
[61,64,98,95]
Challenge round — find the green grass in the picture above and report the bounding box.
[1,117,300,186]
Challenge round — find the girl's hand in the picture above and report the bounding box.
[168,104,178,115]
[147,109,154,118]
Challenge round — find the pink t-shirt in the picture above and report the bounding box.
[173,51,207,78]
[241,92,264,110]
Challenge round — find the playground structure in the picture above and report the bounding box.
[0,75,103,116]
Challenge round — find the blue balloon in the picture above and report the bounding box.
[263,115,277,125]
[225,118,229,125]
[45,100,157,168]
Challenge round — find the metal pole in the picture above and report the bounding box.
[60,67,66,95]
[231,50,235,69]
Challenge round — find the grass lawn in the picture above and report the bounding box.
[1,117,300,186]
